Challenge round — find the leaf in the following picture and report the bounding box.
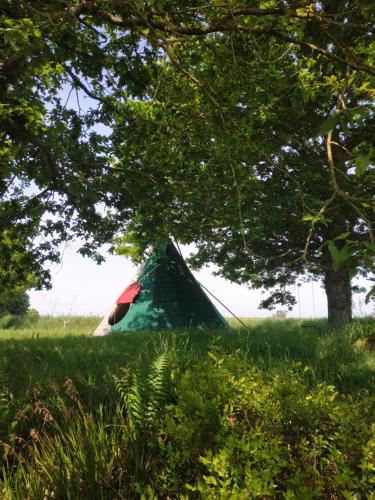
[302,214,315,221]
[328,241,341,270]
[133,0,145,10]
[327,241,353,271]
[354,148,372,176]
[364,241,375,253]
[343,106,370,122]
[303,214,314,221]
[318,113,340,135]
[334,232,350,241]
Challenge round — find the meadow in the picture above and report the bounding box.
[0,314,374,498]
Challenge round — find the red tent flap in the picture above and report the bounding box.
[116,282,141,305]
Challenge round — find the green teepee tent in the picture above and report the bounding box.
[94,242,227,335]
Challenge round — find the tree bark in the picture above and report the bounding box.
[324,268,352,329]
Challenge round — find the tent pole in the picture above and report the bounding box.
[197,280,248,329]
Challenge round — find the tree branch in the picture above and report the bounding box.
[63,64,116,110]
[94,5,374,76]
[268,31,375,77]
[326,130,374,242]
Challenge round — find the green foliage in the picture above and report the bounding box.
[0,228,47,317]
[0,290,29,317]
[0,309,39,331]
[179,366,374,498]
[0,317,374,497]
[115,351,171,439]
[1,4,117,293]
[327,240,354,272]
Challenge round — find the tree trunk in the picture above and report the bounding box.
[324,268,352,329]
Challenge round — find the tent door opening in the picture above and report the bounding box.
[108,303,131,325]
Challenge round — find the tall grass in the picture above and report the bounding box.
[0,315,374,498]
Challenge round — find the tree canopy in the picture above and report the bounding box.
[1,0,374,326]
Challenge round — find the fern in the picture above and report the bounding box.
[126,373,143,432]
[114,368,130,403]
[115,352,170,435]
[145,353,169,421]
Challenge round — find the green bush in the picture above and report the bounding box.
[0,308,39,330]
[0,290,29,317]
[151,355,375,498]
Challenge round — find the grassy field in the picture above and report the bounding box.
[0,315,374,498]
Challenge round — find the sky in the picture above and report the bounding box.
[28,241,373,320]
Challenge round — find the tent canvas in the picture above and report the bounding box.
[93,242,227,335]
